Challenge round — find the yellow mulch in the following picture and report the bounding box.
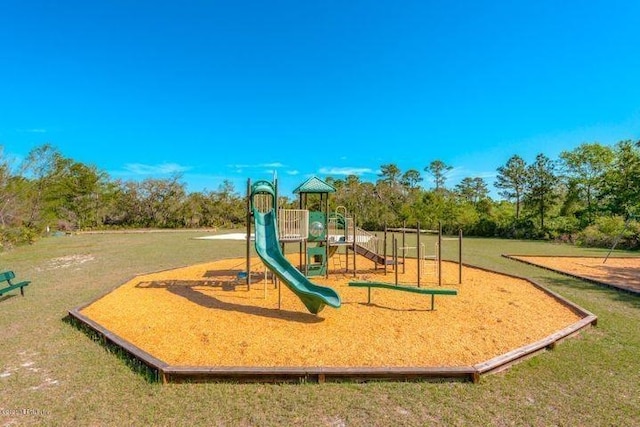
[510,255,640,293]
[81,254,583,367]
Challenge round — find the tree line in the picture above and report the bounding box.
[0,144,245,247]
[2,140,640,249]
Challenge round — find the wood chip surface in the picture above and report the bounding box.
[81,255,582,367]
[510,255,640,294]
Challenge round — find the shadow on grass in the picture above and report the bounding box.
[598,264,640,290]
[137,280,324,324]
[543,275,640,310]
[62,314,160,383]
[505,254,640,306]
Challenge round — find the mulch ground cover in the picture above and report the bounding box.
[507,255,640,295]
[81,254,583,368]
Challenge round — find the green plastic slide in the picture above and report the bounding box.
[253,209,341,314]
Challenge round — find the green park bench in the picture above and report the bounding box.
[0,271,31,297]
[349,281,457,310]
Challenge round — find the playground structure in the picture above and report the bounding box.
[248,178,462,275]
[244,176,464,314]
[247,179,340,314]
[387,223,463,287]
[67,175,598,383]
[246,176,397,285]
[245,176,392,313]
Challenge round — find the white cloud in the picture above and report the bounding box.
[476,171,498,179]
[318,167,374,176]
[286,170,299,175]
[123,162,191,175]
[446,166,466,179]
[228,162,285,169]
[263,162,284,168]
[17,128,47,133]
[448,166,496,181]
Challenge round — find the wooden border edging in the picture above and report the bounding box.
[68,307,479,383]
[474,314,597,375]
[453,260,599,376]
[161,366,479,384]
[68,308,168,374]
[67,260,598,384]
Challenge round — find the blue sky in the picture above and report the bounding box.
[1,1,639,198]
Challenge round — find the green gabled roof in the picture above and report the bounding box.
[293,176,336,194]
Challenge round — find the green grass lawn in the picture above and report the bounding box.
[1,231,639,426]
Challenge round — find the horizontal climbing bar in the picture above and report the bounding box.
[348,281,457,310]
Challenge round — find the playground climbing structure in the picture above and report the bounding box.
[248,179,341,314]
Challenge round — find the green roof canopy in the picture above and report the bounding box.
[293,176,336,194]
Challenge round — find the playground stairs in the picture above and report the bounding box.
[351,225,398,266]
[328,213,398,267]
[354,244,398,266]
